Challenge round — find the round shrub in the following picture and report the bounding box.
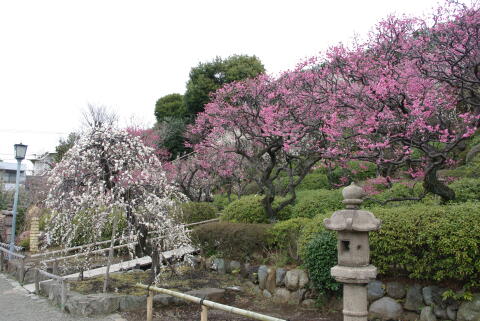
[448,177,480,202]
[180,202,218,224]
[221,195,268,223]
[371,202,480,287]
[297,170,330,191]
[303,230,340,295]
[221,195,293,223]
[268,217,311,262]
[291,189,343,219]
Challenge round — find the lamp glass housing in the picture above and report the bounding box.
[14,143,28,160]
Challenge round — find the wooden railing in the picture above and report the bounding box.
[0,247,26,283]
[135,283,287,321]
[0,241,24,252]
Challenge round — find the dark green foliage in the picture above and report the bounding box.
[179,202,218,224]
[448,178,480,203]
[371,203,480,287]
[191,222,270,260]
[291,189,343,219]
[54,132,80,163]
[184,55,265,116]
[156,117,189,159]
[155,93,186,122]
[267,217,311,263]
[303,231,340,295]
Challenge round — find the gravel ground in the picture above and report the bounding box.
[0,273,124,321]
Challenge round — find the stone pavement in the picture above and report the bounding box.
[0,274,126,321]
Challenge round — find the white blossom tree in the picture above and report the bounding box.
[45,125,191,286]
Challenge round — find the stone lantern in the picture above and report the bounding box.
[324,182,381,321]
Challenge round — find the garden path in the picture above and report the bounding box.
[0,273,126,321]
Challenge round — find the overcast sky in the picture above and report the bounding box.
[0,0,450,164]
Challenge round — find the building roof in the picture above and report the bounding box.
[0,162,27,171]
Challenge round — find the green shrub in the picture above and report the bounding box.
[191,222,271,261]
[212,194,238,211]
[297,170,330,191]
[221,195,268,223]
[303,230,340,295]
[268,217,311,262]
[291,189,343,219]
[19,238,30,250]
[449,178,480,203]
[298,213,331,259]
[364,182,426,208]
[371,202,480,287]
[221,194,293,223]
[347,160,377,182]
[179,202,218,224]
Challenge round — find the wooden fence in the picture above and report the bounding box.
[0,246,26,283]
[135,283,287,321]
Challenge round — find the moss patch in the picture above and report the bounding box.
[69,267,243,296]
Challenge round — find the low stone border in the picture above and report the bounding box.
[367,280,480,321]
[39,278,227,316]
[203,257,480,321]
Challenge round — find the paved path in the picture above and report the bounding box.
[0,274,126,321]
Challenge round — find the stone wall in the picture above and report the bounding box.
[204,257,316,308]
[204,257,480,321]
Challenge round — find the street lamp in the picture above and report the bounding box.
[9,143,27,258]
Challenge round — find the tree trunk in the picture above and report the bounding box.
[150,246,160,284]
[103,212,119,293]
[262,193,276,221]
[423,162,455,203]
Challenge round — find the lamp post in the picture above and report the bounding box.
[9,143,27,258]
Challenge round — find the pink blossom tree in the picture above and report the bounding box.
[188,74,344,219]
[296,4,480,202]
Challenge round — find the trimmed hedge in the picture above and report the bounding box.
[291,189,343,219]
[191,222,270,260]
[371,202,480,286]
[180,202,218,224]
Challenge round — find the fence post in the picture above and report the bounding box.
[146,290,153,321]
[34,269,40,295]
[19,257,25,284]
[52,259,58,275]
[60,279,66,312]
[201,305,209,321]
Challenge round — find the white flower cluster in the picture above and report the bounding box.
[45,126,190,271]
